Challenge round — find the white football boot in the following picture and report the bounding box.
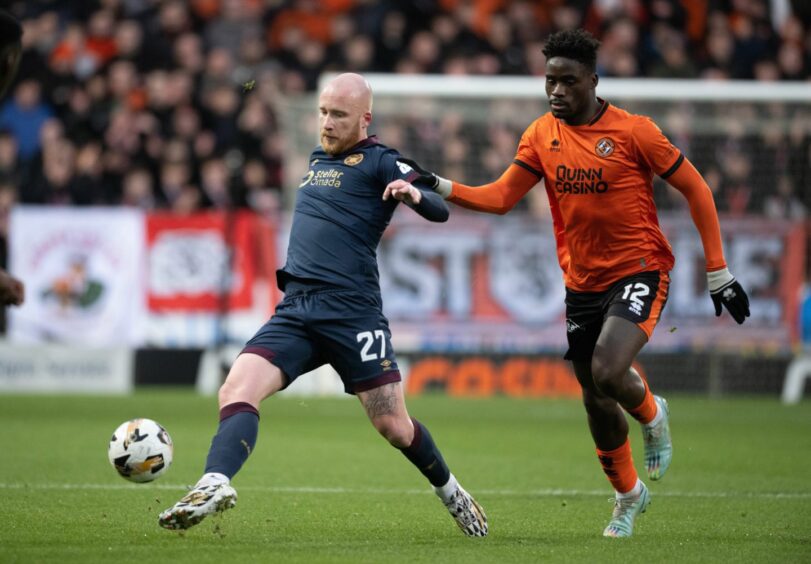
[442,485,488,537]
[602,481,650,538]
[159,473,237,530]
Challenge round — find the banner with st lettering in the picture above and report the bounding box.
[379,212,805,352]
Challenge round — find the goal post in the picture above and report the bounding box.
[331,74,811,101]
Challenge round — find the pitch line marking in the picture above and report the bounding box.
[0,483,809,500]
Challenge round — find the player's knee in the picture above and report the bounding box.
[217,378,244,408]
[582,389,615,416]
[217,354,285,408]
[590,353,625,396]
[371,416,412,448]
[217,370,259,408]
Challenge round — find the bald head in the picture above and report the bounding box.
[318,73,373,156]
[321,73,372,112]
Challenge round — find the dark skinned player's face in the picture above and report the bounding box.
[545,56,598,125]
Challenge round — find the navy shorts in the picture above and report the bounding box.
[242,286,401,394]
[564,271,670,362]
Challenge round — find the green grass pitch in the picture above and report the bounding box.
[1,391,810,563]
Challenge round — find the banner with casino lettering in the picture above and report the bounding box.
[379,212,805,353]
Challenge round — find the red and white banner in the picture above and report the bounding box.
[144,211,280,346]
[147,211,257,312]
[9,208,280,347]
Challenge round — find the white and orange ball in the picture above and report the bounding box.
[108,418,173,483]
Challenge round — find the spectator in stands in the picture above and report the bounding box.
[0,79,53,161]
[240,157,280,215]
[0,0,806,221]
[121,167,157,210]
[0,130,19,184]
[764,175,807,221]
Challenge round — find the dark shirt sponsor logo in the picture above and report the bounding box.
[300,168,344,188]
[555,166,608,194]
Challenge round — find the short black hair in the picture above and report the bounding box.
[542,29,600,72]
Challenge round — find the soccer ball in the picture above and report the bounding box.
[108,418,173,483]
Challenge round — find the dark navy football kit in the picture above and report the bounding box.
[244,136,448,393]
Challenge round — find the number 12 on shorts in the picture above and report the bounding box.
[357,330,386,361]
[621,282,649,316]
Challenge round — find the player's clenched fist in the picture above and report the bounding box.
[707,267,750,324]
[383,179,422,205]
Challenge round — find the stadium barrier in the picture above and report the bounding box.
[0,344,794,398]
[0,342,131,393]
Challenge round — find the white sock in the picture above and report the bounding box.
[198,472,229,486]
[434,473,459,503]
[617,479,642,499]
[645,401,663,427]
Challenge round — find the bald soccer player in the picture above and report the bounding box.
[159,73,488,538]
[385,30,749,538]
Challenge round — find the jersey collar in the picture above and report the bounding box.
[558,98,610,128]
[587,98,609,126]
[351,135,379,150]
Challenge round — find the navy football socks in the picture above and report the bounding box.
[204,402,259,479]
[399,418,451,487]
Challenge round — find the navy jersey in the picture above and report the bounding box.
[278,136,448,296]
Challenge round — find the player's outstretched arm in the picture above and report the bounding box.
[666,158,750,324]
[383,180,448,222]
[0,268,24,306]
[384,162,538,215]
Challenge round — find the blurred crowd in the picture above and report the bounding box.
[0,0,809,234]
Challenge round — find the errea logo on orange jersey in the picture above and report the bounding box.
[595,137,615,158]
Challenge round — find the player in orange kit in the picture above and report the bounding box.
[384,29,750,538]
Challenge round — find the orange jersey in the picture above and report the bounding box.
[514,100,684,292]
